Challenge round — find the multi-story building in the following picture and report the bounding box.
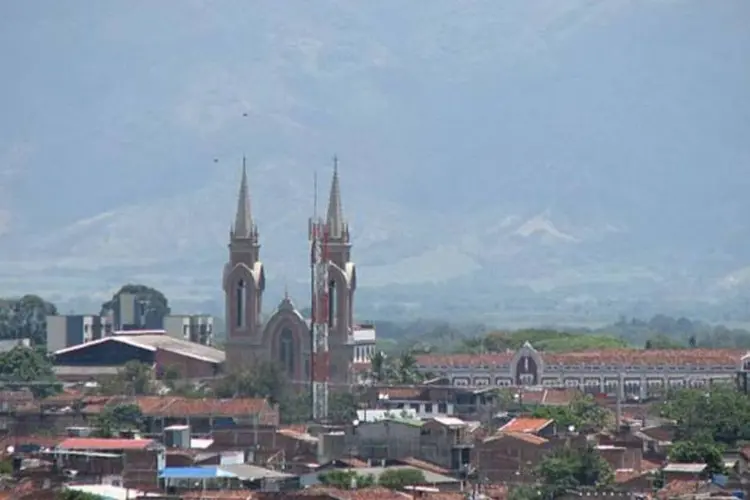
[222,161,375,384]
[416,341,747,399]
[163,314,214,346]
[46,315,104,353]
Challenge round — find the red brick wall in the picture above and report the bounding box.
[154,349,220,379]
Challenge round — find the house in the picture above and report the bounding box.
[499,417,556,438]
[662,463,709,482]
[53,437,165,489]
[418,417,473,472]
[474,431,550,483]
[354,418,423,460]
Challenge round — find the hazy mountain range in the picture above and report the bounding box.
[1,1,749,323]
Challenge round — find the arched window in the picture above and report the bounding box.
[328,279,337,328]
[236,280,246,328]
[279,328,295,377]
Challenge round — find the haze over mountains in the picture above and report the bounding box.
[1,1,749,323]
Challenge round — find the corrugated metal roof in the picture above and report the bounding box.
[54,334,225,364]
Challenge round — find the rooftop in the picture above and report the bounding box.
[57,437,157,451]
[416,348,745,368]
[54,333,225,364]
[499,417,553,434]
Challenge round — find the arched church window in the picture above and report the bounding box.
[328,279,337,329]
[236,280,246,328]
[279,328,295,377]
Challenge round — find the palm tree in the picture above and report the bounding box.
[396,351,419,384]
[369,351,388,383]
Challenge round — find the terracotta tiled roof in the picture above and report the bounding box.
[182,492,257,499]
[518,388,580,406]
[656,480,706,499]
[301,486,409,500]
[415,353,513,367]
[491,431,549,445]
[545,349,742,366]
[398,457,450,475]
[377,387,423,400]
[640,425,675,443]
[499,417,553,434]
[615,468,650,483]
[417,349,744,368]
[132,396,268,417]
[182,491,257,499]
[57,437,156,451]
[483,485,509,500]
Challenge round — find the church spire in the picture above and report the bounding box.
[233,156,254,239]
[326,156,345,239]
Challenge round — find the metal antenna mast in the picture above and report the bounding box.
[308,161,332,422]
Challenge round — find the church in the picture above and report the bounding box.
[222,162,376,387]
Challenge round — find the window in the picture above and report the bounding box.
[236,280,246,328]
[410,403,420,412]
[424,403,433,413]
[438,403,447,413]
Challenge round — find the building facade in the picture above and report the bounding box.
[416,342,748,398]
[46,315,103,353]
[163,314,214,346]
[223,161,374,385]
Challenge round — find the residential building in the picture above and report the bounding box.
[46,315,103,353]
[418,417,473,472]
[354,418,423,460]
[163,314,215,346]
[222,162,375,384]
[416,341,746,397]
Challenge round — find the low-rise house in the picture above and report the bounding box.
[354,417,423,460]
[498,417,556,438]
[662,463,709,482]
[53,437,165,489]
[474,431,550,483]
[418,417,473,471]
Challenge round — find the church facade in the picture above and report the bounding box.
[223,163,375,386]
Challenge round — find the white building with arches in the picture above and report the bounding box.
[416,342,747,399]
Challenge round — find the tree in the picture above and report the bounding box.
[94,403,144,438]
[369,351,389,383]
[96,361,154,396]
[100,284,170,328]
[214,362,309,424]
[395,351,420,384]
[319,470,376,489]
[0,295,57,345]
[536,445,614,499]
[58,489,106,500]
[531,395,609,433]
[669,439,724,475]
[659,386,750,446]
[0,346,60,397]
[378,468,426,489]
[328,391,358,425]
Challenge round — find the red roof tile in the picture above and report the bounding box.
[377,387,423,400]
[487,431,548,446]
[499,417,553,434]
[416,353,514,367]
[57,438,156,451]
[417,349,743,368]
[133,396,268,417]
[398,457,450,475]
[656,480,706,499]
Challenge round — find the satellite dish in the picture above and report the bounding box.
[568,425,576,433]
[6,446,14,454]
[352,419,360,426]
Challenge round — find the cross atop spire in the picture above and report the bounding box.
[326,155,345,239]
[233,156,255,240]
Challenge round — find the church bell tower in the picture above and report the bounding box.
[223,159,266,371]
